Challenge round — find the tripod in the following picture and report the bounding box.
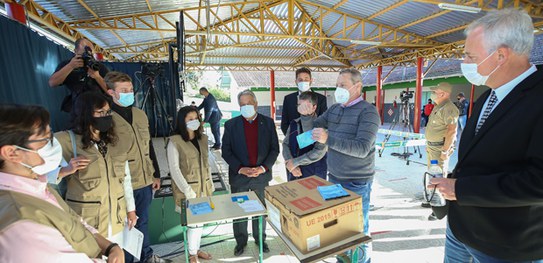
[140,75,175,137]
[378,99,422,165]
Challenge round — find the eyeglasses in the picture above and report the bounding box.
[24,131,54,148]
[94,109,113,117]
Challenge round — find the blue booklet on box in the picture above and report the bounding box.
[317,184,350,200]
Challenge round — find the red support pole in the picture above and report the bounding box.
[414,57,423,133]
[6,3,27,24]
[376,66,383,124]
[270,70,276,120]
[363,90,366,101]
[469,84,475,118]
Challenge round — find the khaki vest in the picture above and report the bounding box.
[112,109,155,190]
[168,135,214,208]
[55,130,134,236]
[0,187,101,258]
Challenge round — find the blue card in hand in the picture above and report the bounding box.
[296,129,316,149]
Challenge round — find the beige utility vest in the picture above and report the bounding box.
[55,130,134,236]
[169,134,214,208]
[0,186,101,258]
[112,109,155,190]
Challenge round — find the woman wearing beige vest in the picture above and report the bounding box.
[52,92,137,252]
[0,104,124,262]
[167,106,214,263]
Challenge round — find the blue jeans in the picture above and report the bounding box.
[445,224,543,263]
[132,185,154,261]
[329,176,372,263]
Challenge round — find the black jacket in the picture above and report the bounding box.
[221,115,279,186]
[280,91,327,135]
[197,93,222,123]
[450,65,543,261]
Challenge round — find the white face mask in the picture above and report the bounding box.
[297,82,311,92]
[240,105,256,119]
[334,87,351,104]
[17,137,62,175]
[461,51,500,86]
[186,119,200,131]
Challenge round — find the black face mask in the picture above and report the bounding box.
[93,115,113,132]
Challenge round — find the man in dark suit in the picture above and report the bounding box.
[221,90,279,256]
[280,68,328,135]
[197,87,223,150]
[429,9,543,262]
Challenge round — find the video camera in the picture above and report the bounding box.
[82,46,100,71]
[400,90,414,102]
[142,63,164,78]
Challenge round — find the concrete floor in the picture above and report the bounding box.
[147,124,462,263]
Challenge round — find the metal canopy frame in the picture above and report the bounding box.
[3,0,543,72]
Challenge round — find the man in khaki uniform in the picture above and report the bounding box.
[106,72,170,263]
[422,82,459,219]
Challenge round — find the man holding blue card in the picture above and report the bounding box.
[282,91,328,181]
[312,68,380,263]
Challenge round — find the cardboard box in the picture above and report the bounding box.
[265,176,363,254]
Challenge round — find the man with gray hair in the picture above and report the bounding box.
[312,68,380,263]
[222,89,279,257]
[428,9,543,262]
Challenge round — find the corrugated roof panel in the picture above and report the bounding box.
[303,58,346,67]
[405,11,483,38]
[204,46,305,59]
[371,1,439,28]
[336,0,403,20]
[83,29,123,47]
[148,0,245,13]
[34,0,94,22]
[434,30,466,43]
[81,0,151,19]
[115,30,163,44]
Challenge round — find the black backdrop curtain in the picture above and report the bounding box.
[0,16,73,131]
[0,16,179,136]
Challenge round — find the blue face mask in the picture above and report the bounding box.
[118,92,135,107]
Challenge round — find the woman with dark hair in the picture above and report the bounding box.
[0,104,124,262]
[51,92,137,252]
[167,106,214,263]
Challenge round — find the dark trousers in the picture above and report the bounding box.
[231,182,267,246]
[125,185,154,261]
[210,120,221,147]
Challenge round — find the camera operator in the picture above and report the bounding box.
[48,38,109,121]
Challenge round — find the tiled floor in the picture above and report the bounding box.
[148,124,455,262]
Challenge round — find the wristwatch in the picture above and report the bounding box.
[104,243,119,257]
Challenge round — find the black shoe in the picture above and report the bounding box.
[210,145,221,150]
[428,212,438,221]
[234,244,245,256]
[421,202,432,208]
[255,241,270,253]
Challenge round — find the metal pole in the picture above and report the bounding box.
[414,57,423,133]
[270,70,276,120]
[376,66,383,124]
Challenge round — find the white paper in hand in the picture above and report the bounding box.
[123,225,144,260]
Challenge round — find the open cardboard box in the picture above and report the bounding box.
[265,176,363,254]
